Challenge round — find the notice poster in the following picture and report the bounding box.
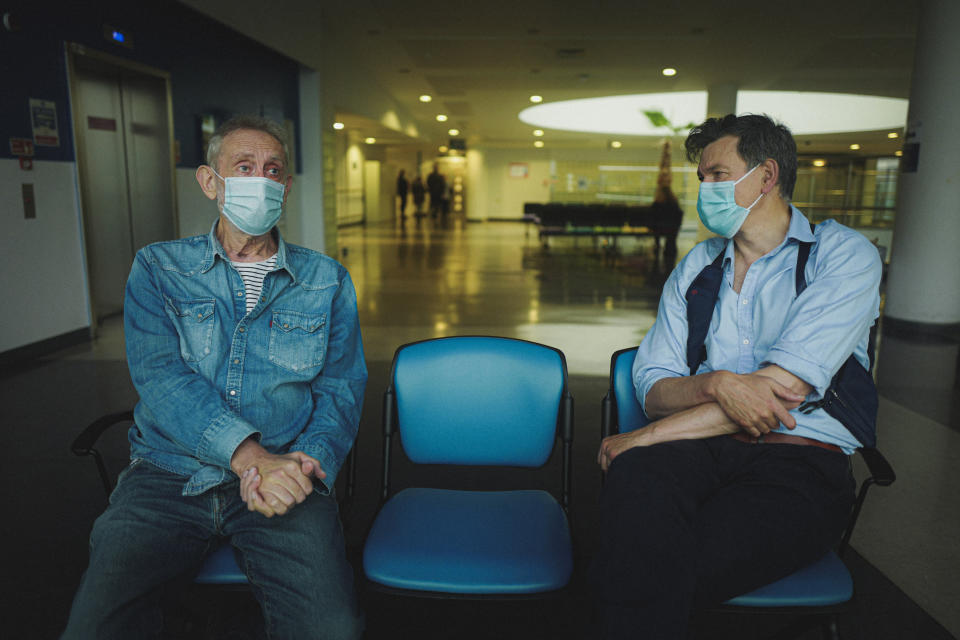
[30,99,60,147]
[509,162,529,178]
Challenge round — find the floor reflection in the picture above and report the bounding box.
[339,219,695,375]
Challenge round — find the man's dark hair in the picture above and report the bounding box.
[685,114,798,201]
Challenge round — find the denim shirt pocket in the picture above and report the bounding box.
[269,310,328,374]
[164,297,216,363]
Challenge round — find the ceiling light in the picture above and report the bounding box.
[439,145,449,153]
[812,159,826,167]
[849,143,861,150]
[530,95,543,103]
[332,122,344,130]
[534,140,544,148]
[887,132,899,139]
[895,150,903,157]
[448,128,460,136]
[610,140,623,149]
[436,114,448,122]
[519,91,908,136]
[419,95,432,103]
[661,68,677,77]
[533,129,544,137]
[365,137,376,144]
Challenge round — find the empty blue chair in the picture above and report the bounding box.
[363,336,574,597]
[601,347,896,638]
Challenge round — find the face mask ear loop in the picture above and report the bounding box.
[736,165,764,212]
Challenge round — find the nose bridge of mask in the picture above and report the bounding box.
[212,168,284,204]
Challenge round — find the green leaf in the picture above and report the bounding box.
[643,110,671,129]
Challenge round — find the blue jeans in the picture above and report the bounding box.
[62,461,363,640]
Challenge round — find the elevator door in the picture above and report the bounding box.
[71,54,176,323]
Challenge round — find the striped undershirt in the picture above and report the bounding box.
[232,254,277,313]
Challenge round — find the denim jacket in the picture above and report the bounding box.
[124,221,367,496]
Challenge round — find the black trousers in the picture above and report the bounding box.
[589,435,855,639]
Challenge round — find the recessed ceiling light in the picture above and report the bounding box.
[365,137,376,144]
[813,159,826,167]
[419,95,432,103]
[448,128,460,136]
[887,132,899,139]
[895,150,903,157]
[610,140,623,149]
[436,114,448,122]
[661,68,677,77]
[533,129,544,137]
[849,143,861,150]
[529,95,543,103]
[534,140,544,148]
[439,145,449,153]
[332,122,345,130]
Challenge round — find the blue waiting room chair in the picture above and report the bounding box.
[362,336,575,598]
[601,347,896,639]
[71,410,356,587]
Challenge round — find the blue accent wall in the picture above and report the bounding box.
[0,0,301,167]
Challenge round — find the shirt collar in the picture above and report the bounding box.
[721,205,816,270]
[200,220,296,280]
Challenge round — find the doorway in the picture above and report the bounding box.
[67,45,178,327]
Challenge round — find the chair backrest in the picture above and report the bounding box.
[391,336,568,466]
[608,346,649,434]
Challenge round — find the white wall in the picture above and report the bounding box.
[0,159,90,352]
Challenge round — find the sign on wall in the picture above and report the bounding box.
[30,98,60,147]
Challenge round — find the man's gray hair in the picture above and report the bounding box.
[205,115,290,172]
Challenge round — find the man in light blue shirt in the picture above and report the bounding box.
[592,114,881,638]
[63,116,366,639]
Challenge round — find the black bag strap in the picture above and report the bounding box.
[684,247,726,374]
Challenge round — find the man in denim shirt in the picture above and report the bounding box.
[592,115,881,638]
[63,116,367,639]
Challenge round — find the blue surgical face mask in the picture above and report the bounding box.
[696,165,764,238]
[212,168,285,236]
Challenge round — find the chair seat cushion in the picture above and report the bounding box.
[194,544,247,585]
[363,488,573,594]
[724,551,852,607]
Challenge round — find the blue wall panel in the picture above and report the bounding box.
[0,0,301,167]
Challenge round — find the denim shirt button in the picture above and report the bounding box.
[239,327,245,333]
[233,359,240,364]
[229,390,237,396]
[236,291,243,297]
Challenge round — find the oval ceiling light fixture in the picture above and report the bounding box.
[534,140,545,148]
[887,131,899,138]
[439,145,449,153]
[533,129,544,137]
[436,114,448,122]
[661,68,677,77]
[849,143,861,150]
[520,91,908,137]
[530,95,543,103]
[812,159,826,167]
[419,94,432,103]
[895,150,903,156]
[610,140,623,149]
[332,122,345,130]
[364,137,376,144]
[448,128,460,136]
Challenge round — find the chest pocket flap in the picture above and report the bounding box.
[269,310,328,374]
[164,297,216,362]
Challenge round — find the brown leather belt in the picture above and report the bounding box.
[730,431,842,453]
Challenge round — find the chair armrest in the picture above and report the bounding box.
[71,410,135,456]
[857,447,896,487]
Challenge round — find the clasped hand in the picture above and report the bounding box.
[711,370,805,437]
[238,451,326,518]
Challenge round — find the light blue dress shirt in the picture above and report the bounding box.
[124,221,367,495]
[633,206,882,453]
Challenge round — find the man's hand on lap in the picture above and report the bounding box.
[709,370,804,437]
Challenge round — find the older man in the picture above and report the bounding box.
[63,116,366,639]
[592,114,881,638]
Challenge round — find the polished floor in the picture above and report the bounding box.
[7,216,960,639]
